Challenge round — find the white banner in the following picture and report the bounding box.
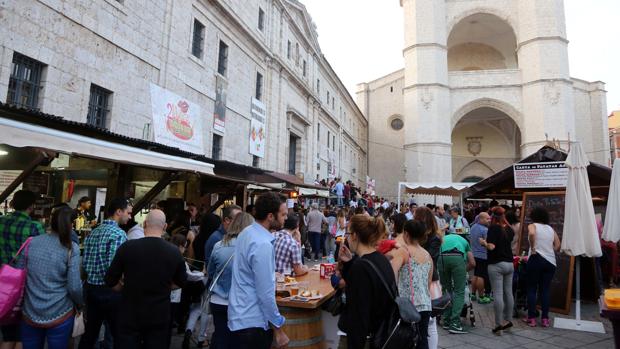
[513,162,568,188]
[150,83,204,154]
[249,98,266,158]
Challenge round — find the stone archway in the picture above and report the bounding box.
[452,98,523,134]
[451,105,521,182]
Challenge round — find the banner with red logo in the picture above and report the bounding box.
[150,83,204,154]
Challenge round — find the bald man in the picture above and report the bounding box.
[105,210,187,349]
[470,212,491,303]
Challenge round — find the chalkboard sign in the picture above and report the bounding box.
[518,191,574,315]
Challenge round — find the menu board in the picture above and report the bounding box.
[518,191,574,315]
[514,162,568,188]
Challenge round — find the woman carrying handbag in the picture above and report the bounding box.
[20,206,83,349]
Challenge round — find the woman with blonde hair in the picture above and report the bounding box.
[207,212,255,349]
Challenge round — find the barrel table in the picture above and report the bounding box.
[277,269,336,349]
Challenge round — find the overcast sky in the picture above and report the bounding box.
[302,0,620,114]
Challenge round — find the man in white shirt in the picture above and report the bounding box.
[405,203,417,220]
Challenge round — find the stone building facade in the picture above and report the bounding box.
[0,0,367,186]
[358,0,609,199]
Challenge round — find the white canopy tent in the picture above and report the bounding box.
[396,182,473,214]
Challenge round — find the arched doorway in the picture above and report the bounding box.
[448,13,518,71]
[451,107,521,181]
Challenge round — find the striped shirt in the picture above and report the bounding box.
[0,211,44,265]
[82,219,127,285]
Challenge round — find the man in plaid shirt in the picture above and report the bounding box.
[79,198,132,349]
[274,215,307,276]
[0,190,44,346]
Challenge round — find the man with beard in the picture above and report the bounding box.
[228,192,290,349]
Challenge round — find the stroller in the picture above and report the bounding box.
[512,256,529,318]
[460,279,476,327]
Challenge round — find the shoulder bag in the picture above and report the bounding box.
[0,237,33,325]
[361,258,419,349]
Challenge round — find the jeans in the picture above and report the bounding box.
[233,327,273,349]
[337,195,344,207]
[427,317,438,349]
[116,322,170,349]
[185,302,209,342]
[417,311,431,349]
[526,254,556,319]
[325,234,336,256]
[21,315,74,349]
[210,303,238,349]
[309,231,322,259]
[78,285,121,349]
[488,261,514,327]
[438,255,466,326]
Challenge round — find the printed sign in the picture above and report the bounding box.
[249,98,266,158]
[513,162,568,188]
[213,76,227,133]
[367,176,376,196]
[150,83,204,154]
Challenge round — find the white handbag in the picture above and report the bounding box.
[72,312,85,337]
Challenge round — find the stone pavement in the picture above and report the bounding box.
[436,301,614,349]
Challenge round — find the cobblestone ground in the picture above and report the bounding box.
[169,301,614,348]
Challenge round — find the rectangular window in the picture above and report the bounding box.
[332,97,335,109]
[332,135,335,151]
[252,155,260,168]
[217,41,229,76]
[326,91,329,104]
[317,123,320,142]
[317,79,320,93]
[295,43,300,65]
[212,134,223,160]
[255,72,263,101]
[258,8,265,31]
[289,135,298,175]
[287,40,291,59]
[87,84,112,128]
[191,19,205,59]
[302,60,307,77]
[7,53,44,109]
[327,131,331,148]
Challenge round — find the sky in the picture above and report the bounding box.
[302,0,620,114]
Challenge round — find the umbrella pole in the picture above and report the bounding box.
[576,256,581,322]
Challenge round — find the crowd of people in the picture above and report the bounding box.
[0,188,566,349]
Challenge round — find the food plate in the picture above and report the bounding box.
[287,294,323,302]
[284,282,299,286]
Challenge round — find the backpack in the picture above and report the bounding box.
[0,237,32,325]
[361,259,420,349]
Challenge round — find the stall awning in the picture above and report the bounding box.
[264,171,325,191]
[403,182,472,196]
[298,187,330,198]
[0,117,214,175]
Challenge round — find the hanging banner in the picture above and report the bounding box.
[213,75,227,133]
[249,98,266,158]
[513,162,568,188]
[367,176,376,196]
[149,83,204,154]
[328,149,336,179]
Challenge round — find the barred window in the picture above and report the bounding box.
[255,72,263,101]
[217,41,229,76]
[258,8,265,31]
[212,134,223,160]
[7,53,44,109]
[192,19,205,59]
[87,84,112,128]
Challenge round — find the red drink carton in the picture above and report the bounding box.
[320,263,336,279]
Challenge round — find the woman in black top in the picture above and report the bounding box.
[479,206,514,335]
[338,214,396,349]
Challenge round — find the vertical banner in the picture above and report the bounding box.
[249,97,266,158]
[328,149,336,179]
[213,75,227,133]
[367,176,376,196]
[149,83,204,154]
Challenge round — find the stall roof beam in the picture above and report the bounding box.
[0,149,55,204]
[132,171,180,213]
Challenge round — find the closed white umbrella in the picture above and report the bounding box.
[602,158,620,242]
[555,142,604,333]
[561,142,602,257]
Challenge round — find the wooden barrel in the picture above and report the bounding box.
[279,307,325,349]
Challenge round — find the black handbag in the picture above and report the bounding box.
[431,293,452,317]
[322,289,345,316]
[361,259,420,349]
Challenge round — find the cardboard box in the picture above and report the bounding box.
[320,263,336,279]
